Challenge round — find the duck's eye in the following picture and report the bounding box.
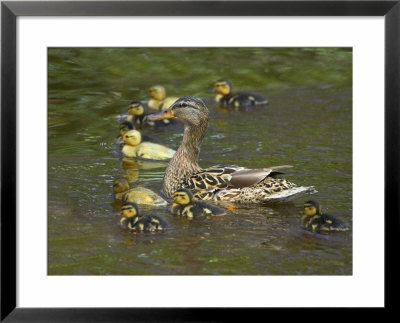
[181,102,187,108]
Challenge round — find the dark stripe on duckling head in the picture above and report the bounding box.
[129,100,143,106]
[120,121,134,130]
[121,202,139,213]
[215,78,232,87]
[304,200,320,209]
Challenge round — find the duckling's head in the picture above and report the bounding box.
[147,96,209,128]
[148,85,166,101]
[173,188,193,206]
[123,129,142,146]
[120,202,139,219]
[213,79,232,95]
[119,121,134,137]
[113,178,130,193]
[128,100,145,116]
[303,200,321,217]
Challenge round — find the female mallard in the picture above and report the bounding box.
[147,96,315,204]
[119,202,167,232]
[171,188,226,219]
[212,79,268,110]
[302,200,349,232]
[113,178,167,207]
[122,129,175,160]
[148,85,179,111]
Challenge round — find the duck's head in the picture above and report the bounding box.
[119,121,134,137]
[172,188,193,206]
[128,100,145,116]
[123,129,142,146]
[146,96,209,128]
[303,200,321,217]
[113,178,130,193]
[148,85,166,101]
[120,202,139,219]
[213,79,232,95]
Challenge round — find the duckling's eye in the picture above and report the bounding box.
[180,102,187,108]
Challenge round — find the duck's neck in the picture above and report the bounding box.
[163,122,207,196]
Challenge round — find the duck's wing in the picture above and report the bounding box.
[227,165,293,188]
[186,165,292,191]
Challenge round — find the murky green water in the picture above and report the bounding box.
[48,48,352,275]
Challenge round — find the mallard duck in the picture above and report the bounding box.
[147,96,315,203]
[212,79,268,110]
[119,202,167,232]
[122,129,175,160]
[302,200,349,232]
[127,100,181,128]
[171,188,226,219]
[113,178,167,206]
[148,85,179,111]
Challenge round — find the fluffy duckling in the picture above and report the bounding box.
[118,120,156,143]
[148,85,179,111]
[212,78,268,110]
[122,129,175,160]
[171,188,226,220]
[119,202,167,232]
[127,100,147,126]
[302,200,349,232]
[113,178,167,207]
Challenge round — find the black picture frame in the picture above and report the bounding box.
[1,1,399,321]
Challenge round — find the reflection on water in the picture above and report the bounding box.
[48,48,352,275]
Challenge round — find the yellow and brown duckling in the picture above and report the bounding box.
[118,120,157,143]
[147,96,315,204]
[119,202,167,232]
[127,100,148,126]
[171,188,226,219]
[212,79,268,110]
[148,85,179,111]
[302,200,349,232]
[113,178,167,207]
[122,129,175,160]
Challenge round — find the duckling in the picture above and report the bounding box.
[127,100,147,126]
[118,120,156,143]
[119,202,167,232]
[171,188,226,220]
[113,178,167,207]
[122,129,175,160]
[148,85,179,111]
[302,200,349,232]
[212,79,268,110]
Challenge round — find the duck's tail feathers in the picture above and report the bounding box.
[263,186,317,203]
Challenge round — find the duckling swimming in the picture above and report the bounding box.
[118,120,156,143]
[171,188,226,220]
[302,200,349,232]
[212,79,268,110]
[122,129,175,160]
[148,85,179,111]
[113,178,167,207]
[119,202,167,232]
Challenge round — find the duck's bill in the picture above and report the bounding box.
[146,109,176,121]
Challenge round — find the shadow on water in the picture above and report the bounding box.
[48,48,352,275]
